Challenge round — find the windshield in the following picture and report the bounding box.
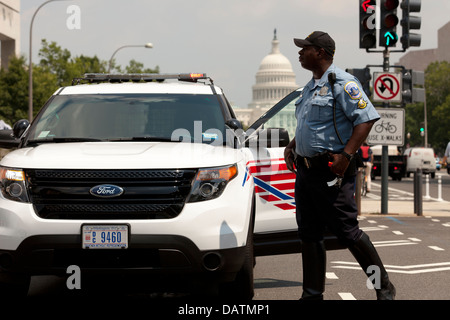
[26,94,226,144]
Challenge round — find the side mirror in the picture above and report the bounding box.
[225,119,243,130]
[0,130,19,149]
[13,119,30,139]
[255,128,290,148]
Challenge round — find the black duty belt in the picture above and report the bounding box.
[295,152,330,169]
[295,151,360,177]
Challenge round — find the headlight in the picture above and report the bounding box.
[187,165,238,202]
[0,167,30,203]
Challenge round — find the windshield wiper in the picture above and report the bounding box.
[107,136,182,142]
[26,137,103,146]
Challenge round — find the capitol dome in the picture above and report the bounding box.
[249,29,298,110]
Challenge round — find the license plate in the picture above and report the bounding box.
[82,225,129,249]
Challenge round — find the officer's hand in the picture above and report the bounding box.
[329,153,349,177]
[284,147,296,173]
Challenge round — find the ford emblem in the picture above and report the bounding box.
[90,184,124,198]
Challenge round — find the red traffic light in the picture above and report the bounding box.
[383,0,399,10]
[383,14,399,28]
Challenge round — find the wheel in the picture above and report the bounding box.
[219,216,254,300]
[431,172,435,179]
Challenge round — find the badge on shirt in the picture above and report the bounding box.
[357,98,368,109]
[344,81,362,100]
[319,86,328,96]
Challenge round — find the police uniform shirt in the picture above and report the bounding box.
[295,64,380,158]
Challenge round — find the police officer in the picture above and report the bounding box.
[284,31,396,300]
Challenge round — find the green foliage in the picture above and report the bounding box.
[0,40,159,126]
[403,61,450,155]
[426,61,450,154]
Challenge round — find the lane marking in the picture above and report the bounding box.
[369,183,450,203]
[393,231,404,235]
[332,261,450,274]
[338,292,357,300]
[361,226,387,232]
[372,239,417,247]
[387,216,404,224]
[428,246,445,251]
[326,272,339,279]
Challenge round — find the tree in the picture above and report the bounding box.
[0,56,58,124]
[426,61,450,154]
[403,61,450,154]
[125,59,159,74]
[0,40,159,125]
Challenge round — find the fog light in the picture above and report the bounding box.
[199,183,217,197]
[7,182,23,198]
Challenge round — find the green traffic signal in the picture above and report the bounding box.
[379,0,400,47]
[383,31,398,46]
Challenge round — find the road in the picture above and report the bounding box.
[369,171,450,202]
[253,214,450,300]
[27,214,450,301]
[25,172,450,302]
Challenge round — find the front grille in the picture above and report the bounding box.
[26,169,197,219]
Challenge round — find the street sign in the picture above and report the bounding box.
[373,72,402,102]
[367,108,405,146]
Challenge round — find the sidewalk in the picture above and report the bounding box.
[360,197,450,217]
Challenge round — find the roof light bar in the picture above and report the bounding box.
[72,73,211,85]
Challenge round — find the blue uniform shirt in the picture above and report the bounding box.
[295,64,380,157]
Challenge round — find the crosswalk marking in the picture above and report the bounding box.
[326,272,339,279]
[338,292,356,300]
[331,261,450,274]
[428,246,445,251]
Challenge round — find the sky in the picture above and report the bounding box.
[19,0,450,109]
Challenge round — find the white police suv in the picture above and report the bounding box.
[0,73,342,299]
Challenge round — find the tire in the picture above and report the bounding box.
[219,215,254,300]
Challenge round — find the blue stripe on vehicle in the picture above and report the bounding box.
[253,177,293,201]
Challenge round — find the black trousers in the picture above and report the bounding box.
[294,164,362,246]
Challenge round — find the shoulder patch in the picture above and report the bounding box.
[357,98,368,109]
[344,81,363,100]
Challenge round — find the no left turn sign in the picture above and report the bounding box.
[373,72,402,102]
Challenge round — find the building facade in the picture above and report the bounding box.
[0,0,20,70]
[396,21,450,71]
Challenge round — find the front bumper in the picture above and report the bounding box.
[0,234,246,284]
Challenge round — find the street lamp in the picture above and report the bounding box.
[28,0,72,122]
[107,43,153,73]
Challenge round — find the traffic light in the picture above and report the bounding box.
[400,0,421,49]
[346,67,372,98]
[419,122,424,136]
[359,0,377,49]
[379,0,400,47]
[402,69,425,104]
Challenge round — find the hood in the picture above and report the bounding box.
[1,142,242,169]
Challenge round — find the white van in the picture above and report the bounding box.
[404,147,436,178]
